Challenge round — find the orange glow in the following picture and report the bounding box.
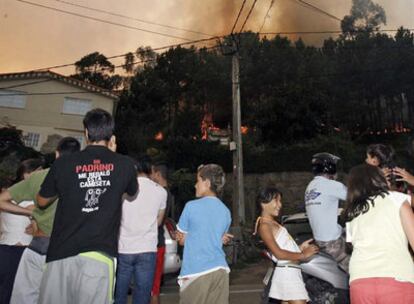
[241,126,248,134]
[155,132,163,141]
[201,113,214,140]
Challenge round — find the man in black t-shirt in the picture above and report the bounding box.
[36,109,138,304]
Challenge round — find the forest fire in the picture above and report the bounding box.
[154,132,163,141]
[200,113,249,143]
[201,113,219,140]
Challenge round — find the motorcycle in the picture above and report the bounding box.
[260,250,349,304]
[260,211,350,304]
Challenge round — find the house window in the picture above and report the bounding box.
[0,90,26,108]
[62,97,92,115]
[23,132,40,148]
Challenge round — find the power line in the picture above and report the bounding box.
[0,79,52,90]
[112,45,221,71]
[48,0,214,38]
[29,36,222,72]
[259,28,414,35]
[231,0,247,34]
[239,0,259,33]
[2,64,413,97]
[18,27,414,73]
[16,0,192,41]
[0,91,112,96]
[290,0,341,22]
[259,0,275,33]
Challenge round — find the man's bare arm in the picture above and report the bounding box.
[0,190,32,216]
[36,193,57,208]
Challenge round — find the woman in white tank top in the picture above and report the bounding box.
[254,187,319,304]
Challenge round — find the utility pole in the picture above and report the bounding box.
[231,41,245,231]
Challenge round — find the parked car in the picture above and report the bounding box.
[163,217,182,274]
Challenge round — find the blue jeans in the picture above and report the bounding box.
[115,252,157,304]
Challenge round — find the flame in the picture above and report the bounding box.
[201,113,214,140]
[155,132,163,141]
[241,126,248,134]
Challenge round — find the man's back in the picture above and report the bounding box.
[118,176,167,253]
[40,145,138,262]
[305,176,347,242]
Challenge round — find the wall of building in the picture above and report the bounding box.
[0,77,115,150]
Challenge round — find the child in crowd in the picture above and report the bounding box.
[176,164,231,304]
[365,143,410,193]
[365,143,394,168]
[345,164,414,303]
[254,187,318,304]
[0,158,42,304]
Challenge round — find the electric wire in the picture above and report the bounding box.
[16,0,192,41]
[291,0,341,22]
[238,0,259,33]
[28,36,222,72]
[0,79,52,90]
[230,0,247,34]
[3,63,413,97]
[259,0,275,33]
[48,0,214,37]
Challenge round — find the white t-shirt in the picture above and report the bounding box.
[347,191,414,283]
[305,176,347,242]
[118,176,167,254]
[0,200,34,246]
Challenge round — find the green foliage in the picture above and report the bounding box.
[0,126,24,148]
[0,127,43,187]
[58,3,414,174]
[0,154,20,188]
[169,168,196,217]
[0,127,41,161]
[243,135,364,173]
[163,137,232,172]
[71,52,123,90]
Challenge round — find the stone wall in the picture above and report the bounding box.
[222,171,315,225]
[173,171,346,226]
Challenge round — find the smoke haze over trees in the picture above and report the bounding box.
[70,1,414,171]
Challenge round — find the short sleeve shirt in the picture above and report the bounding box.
[8,169,57,236]
[118,176,167,254]
[177,196,231,278]
[39,145,138,262]
[305,176,347,242]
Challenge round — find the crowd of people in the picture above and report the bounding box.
[0,108,233,304]
[1,108,414,304]
[258,144,414,304]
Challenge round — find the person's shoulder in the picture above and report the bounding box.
[142,178,167,194]
[114,154,136,169]
[259,219,279,233]
[306,177,318,187]
[387,191,410,207]
[322,177,345,188]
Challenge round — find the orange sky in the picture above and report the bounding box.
[1,0,413,75]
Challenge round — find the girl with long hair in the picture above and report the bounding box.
[254,187,318,304]
[345,164,414,303]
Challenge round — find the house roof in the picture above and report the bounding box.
[0,70,119,100]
